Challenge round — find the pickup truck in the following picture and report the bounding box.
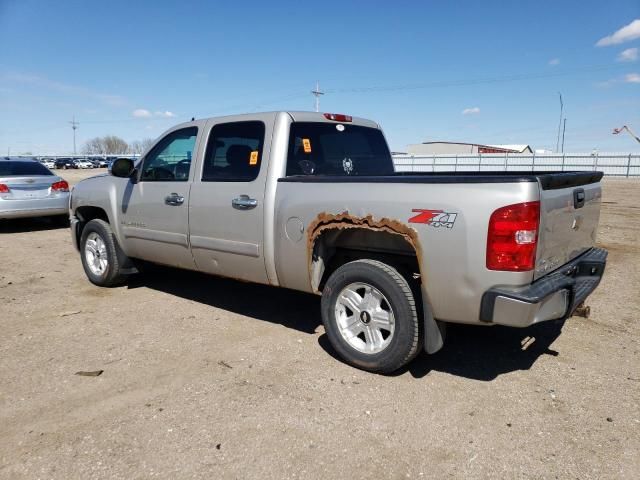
[69,111,607,373]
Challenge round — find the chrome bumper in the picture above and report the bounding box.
[480,248,608,328]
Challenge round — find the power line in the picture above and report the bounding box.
[325,63,628,94]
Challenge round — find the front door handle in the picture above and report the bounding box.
[165,193,184,206]
[232,194,258,210]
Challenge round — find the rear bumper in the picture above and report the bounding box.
[480,248,607,327]
[0,195,69,219]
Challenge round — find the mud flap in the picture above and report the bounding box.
[422,288,444,354]
[114,236,138,275]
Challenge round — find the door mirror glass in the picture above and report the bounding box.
[110,158,135,178]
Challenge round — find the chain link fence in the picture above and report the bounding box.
[393,153,640,177]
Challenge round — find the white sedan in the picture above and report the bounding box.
[75,160,94,169]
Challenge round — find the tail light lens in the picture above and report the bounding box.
[486,201,540,271]
[51,180,69,192]
[0,184,9,193]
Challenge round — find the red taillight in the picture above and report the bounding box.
[486,201,540,271]
[323,113,352,122]
[0,183,9,193]
[51,180,69,192]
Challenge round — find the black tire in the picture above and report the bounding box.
[321,259,421,374]
[79,219,128,287]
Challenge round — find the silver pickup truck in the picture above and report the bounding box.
[69,111,607,373]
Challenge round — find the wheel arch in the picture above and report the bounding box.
[73,206,111,250]
[307,212,444,354]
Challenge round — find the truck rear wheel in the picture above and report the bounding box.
[321,259,421,374]
[80,219,128,287]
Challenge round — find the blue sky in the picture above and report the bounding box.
[1,0,639,154]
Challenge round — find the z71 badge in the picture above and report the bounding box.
[408,209,458,228]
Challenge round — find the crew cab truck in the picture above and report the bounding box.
[69,112,607,373]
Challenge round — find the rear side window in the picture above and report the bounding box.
[140,127,198,182]
[202,121,265,182]
[286,123,394,176]
[0,161,53,176]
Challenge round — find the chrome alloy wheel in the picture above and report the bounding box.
[84,232,108,276]
[334,282,395,354]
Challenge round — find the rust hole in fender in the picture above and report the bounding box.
[306,211,423,292]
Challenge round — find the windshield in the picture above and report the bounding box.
[286,122,394,176]
[0,161,54,176]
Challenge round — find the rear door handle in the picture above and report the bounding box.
[232,194,258,210]
[165,193,185,206]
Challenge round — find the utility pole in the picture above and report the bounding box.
[311,81,324,112]
[556,92,563,153]
[69,116,79,155]
[561,118,567,153]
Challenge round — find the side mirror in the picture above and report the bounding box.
[110,158,136,178]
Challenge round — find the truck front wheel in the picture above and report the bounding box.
[321,259,421,374]
[80,219,128,287]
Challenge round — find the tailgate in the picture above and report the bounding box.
[535,172,603,280]
[2,177,56,199]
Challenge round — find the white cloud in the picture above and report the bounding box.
[133,109,176,118]
[548,58,560,66]
[624,73,640,83]
[132,108,152,118]
[617,47,638,62]
[462,107,480,115]
[596,19,640,46]
[154,111,175,118]
[595,73,640,87]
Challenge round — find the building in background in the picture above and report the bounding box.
[407,141,533,155]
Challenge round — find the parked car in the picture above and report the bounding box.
[75,159,95,169]
[69,111,607,373]
[1,157,70,220]
[55,158,77,169]
[93,157,108,168]
[42,159,56,169]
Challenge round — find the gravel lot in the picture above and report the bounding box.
[1,170,638,479]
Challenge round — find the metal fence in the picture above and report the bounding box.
[393,153,640,177]
[7,153,640,177]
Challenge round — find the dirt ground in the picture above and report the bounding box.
[1,170,638,479]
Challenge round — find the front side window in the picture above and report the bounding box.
[202,121,265,182]
[286,123,394,176]
[140,127,198,182]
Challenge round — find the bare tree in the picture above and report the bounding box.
[82,137,104,155]
[81,136,129,155]
[128,138,155,155]
[102,135,129,155]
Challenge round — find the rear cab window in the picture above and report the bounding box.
[286,122,394,177]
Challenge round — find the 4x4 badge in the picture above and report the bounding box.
[409,209,458,228]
